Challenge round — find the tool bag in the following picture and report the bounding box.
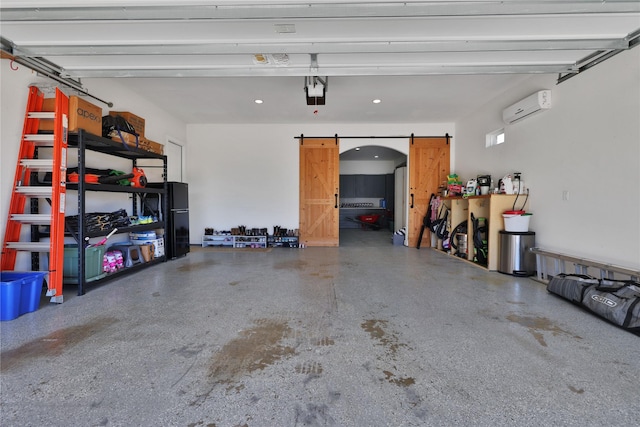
[581,279,640,332]
[548,275,640,333]
[547,274,599,304]
[66,209,131,235]
[430,204,449,240]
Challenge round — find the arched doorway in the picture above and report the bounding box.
[339,144,407,246]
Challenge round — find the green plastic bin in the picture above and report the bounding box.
[63,245,107,284]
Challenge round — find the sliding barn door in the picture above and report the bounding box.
[299,137,339,246]
[408,137,450,248]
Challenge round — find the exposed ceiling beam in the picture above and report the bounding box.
[2,1,640,21]
[12,38,631,56]
[54,63,577,79]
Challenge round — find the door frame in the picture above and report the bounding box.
[165,136,185,182]
[339,142,408,237]
[339,138,410,241]
[301,135,451,246]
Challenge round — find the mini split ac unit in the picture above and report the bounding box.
[502,90,552,124]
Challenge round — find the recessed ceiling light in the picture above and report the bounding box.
[254,99,263,104]
[374,155,379,158]
[373,99,382,104]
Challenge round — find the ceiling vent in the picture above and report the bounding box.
[503,90,552,124]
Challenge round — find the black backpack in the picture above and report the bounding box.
[102,114,139,148]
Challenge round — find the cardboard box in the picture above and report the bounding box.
[111,134,163,155]
[109,111,145,138]
[139,137,164,155]
[40,96,103,136]
[111,132,140,148]
[129,237,165,258]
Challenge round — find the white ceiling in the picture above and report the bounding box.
[1,0,639,126]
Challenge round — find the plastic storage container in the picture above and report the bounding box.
[63,244,107,284]
[130,231,156,240]
[1,271,46,321]
[502,212,532,232]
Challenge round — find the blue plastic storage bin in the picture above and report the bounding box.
[0,271,46,321]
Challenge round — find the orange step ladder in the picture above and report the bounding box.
[2,86,69,303]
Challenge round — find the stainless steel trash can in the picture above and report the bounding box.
[498,231,536,276]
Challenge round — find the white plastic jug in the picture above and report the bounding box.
[500,175,514,194]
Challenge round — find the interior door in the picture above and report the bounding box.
[166,140,184,182]
[299,137,339,246]
[408,136,450,248]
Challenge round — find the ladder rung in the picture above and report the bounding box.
[15,186,53,197]
[28,112,55,119]
[24,134,54,142]
[5,242,52,251]
[4,86,68,302]
[10,214,52,225]
[20,159,54,171]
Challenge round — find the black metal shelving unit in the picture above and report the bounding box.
[67,129,168,295]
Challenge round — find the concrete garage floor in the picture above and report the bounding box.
[1,229,639,426]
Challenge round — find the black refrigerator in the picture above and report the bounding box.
[146,181,190,259]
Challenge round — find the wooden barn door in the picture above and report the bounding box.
[299,137,339,246]
[408,136,450,248]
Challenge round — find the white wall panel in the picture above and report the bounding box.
[186,123,451,239]
[454,48,640,269]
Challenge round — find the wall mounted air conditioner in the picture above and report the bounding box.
[502,90,552,124]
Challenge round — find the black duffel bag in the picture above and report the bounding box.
[102,114,139,148]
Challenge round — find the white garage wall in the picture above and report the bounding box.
[83,78,188,155]
[455,48,640,269]
[186,123,452,238]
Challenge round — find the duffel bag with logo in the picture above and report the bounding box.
[582,279,640,333]
[547,274,599,304]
